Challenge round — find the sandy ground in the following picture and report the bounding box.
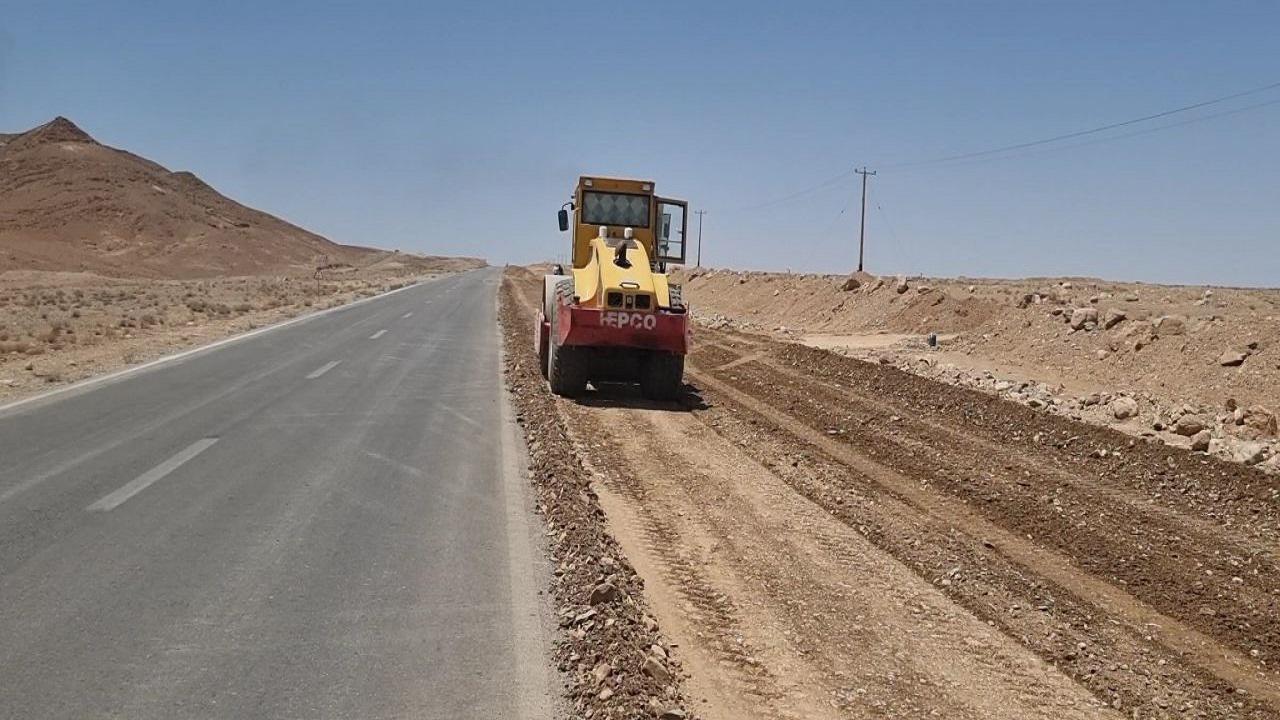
[0,260,479,404]
[503,266,1279,719]
[674,268,1280,473]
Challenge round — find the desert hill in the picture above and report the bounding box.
[0,117,374,278]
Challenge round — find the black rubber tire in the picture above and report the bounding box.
[548,307,587,397]
[640,352,684,401]
[538,326,550,379]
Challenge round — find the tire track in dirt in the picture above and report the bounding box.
[706,332,1279,566]
[559,413,791,717]
[690,331,1280,669]
[687,363,1277,710]
[565,397,1113,719]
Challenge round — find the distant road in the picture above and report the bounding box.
[0,267,556,719]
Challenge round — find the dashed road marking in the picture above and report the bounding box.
[370,329,387,339]
[306,360,341,379]
[86,438,219,512]
[402,312,413,319]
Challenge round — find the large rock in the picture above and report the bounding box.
[1174,414,1209,437]
[1218,349,1247,367]
[1111,396,1139,420]
[1154,315,1188,336]
[1190,430,1212,452]
[1069,307,1098,330]
[840,271,875,291]
[642,656,672,683]
[894,276,909,294]
[1102,308,1127,329]
[1231,441,1268,466]
[589,581,618,605]
[1243,405,1278,437]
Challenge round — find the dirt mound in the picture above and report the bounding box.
[675,267,1280,473]
[0,116,373,279]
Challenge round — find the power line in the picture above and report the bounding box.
[730,78,1280,211]
[883,78,1280,170]
[729,167,857,213]
[897,93,1280,172]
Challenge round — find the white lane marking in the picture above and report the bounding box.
[369,329,387,339]
[401,312,413,319]
[438,403,483,430]
[86,438,219,512]
[0,278,441,418]
[306,360,341,379]
[363,451,425,478]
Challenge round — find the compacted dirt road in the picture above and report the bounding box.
[502,268,1278,719]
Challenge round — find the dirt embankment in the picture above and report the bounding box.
[503,265,1280,719]
[674,268,1280,473]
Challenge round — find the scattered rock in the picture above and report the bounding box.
[1102,308,1126,329]
[1218,349,1247,367]
[1154,315,1187,336]
[1111,396,1139,420]
[1174,414,1209,437]
[1242,405,1278,437]
[1231,441,1268,465]
[1069,307,1098,330]
[1190,430,1212,452]
[589,581,618,606]
[643,656,672,684]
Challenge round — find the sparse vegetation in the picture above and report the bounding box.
[0,265,462,400]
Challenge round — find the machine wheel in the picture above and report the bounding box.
[640,352,684,401]
[548,302,587,397]
[538,324,550,379]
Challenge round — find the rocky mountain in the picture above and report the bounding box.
[0,117,372,278]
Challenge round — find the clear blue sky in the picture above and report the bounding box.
[2,1,1277,285]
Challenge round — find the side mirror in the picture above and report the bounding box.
[557,208,569,232]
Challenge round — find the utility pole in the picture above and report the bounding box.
[855,167,876,272]
[694,209,707,267]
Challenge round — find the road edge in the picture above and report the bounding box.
[0,273,458,419]
[495,275,562,719]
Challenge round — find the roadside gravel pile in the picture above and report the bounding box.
[498,276,691,720]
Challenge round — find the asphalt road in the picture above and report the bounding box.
[0,268,557,719]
